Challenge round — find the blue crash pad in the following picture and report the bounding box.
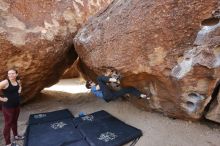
[25,109,142,146]
[28,109,73,125]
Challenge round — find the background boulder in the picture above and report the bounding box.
[74,0,220,120]
[0,0,112,102]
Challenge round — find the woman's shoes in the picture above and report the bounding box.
[14,135,24,140]
[5,135,24,146]
[6,142,20,146]
[11,143,20,146]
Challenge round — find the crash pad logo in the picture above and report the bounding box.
[51,122,67,130]
[34,114,47,119]
[98,132,118,142]
[81,115,94,121]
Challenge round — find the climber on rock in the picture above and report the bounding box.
[85,68,151,102]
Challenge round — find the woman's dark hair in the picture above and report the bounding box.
[8,68,18,74]
[85,81,92,89]
[7,68,21,81]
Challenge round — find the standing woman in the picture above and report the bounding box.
[0,69,24,146]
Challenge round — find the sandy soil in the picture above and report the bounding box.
[1,79,220,146]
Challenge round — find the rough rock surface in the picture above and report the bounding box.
[74,0,220,120]
[0,0,112,102]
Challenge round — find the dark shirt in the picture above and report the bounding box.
[2,79,20,108]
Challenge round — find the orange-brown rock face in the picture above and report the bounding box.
[0,0,112,102]
[74,0,220,120]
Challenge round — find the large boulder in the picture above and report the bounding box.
[74,0,220,120]
[0,0,112,102]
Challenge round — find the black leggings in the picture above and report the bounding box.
[97,76,142,102]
